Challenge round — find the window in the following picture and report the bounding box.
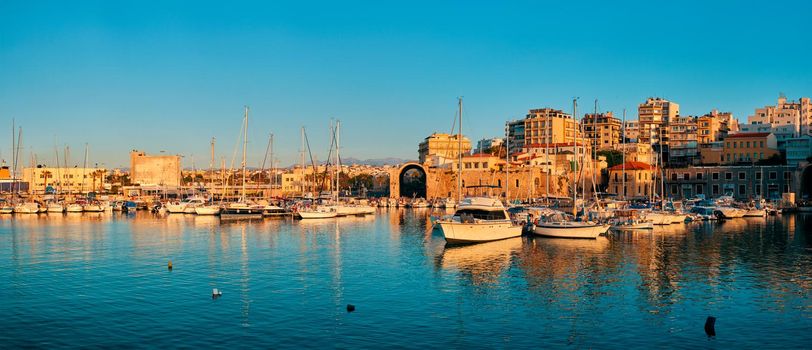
[725,172,732,180]
[515,179,519,188]
[784,171,791,180]
[784,184,790,193]
[696,173,703,180]
[739,184,746,196]
[712,172,719,180]
[696,184,704,194]
[769,171,777,180]
[712,184,719,195]
[496,180,500,187]
[756,172,762,180]
[672,185,678,194]
[683,173,690,180]
[746,141,750,148]
[614,173,618,181]
[755,184,761,196]
[760,141,764,148]
[739,172,746,180]
[671,173,678,181]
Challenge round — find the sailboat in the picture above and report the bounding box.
[437,97,523,244]
[533,98,609,239]
[220,106,264,220]
[195,138,221,216]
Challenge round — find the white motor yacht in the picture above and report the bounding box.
[437,197,522,244]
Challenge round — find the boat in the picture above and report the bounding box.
[715,206,746,219]
[66,203,84,213]
[218,107,264,220]
[437,197,523,244]
[297,205,338,219]
[410,198,429,208]
[166,197,206,214]
[689,206,717,220]
[534,220,610,239]
[46,202,65,213]
[531,98,609,239]
[443,198,457,208]
[262,204,288,218]
[0,203,13,214]
[13,202,41,214]
[82,201,106,212]
[194,204,221,216]
[610,209,653,230]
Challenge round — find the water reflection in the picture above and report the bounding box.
[437,237,523,286]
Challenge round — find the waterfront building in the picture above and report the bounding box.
[722,132,779,164]
[623,120,640,142]
[698,109,737,143]
[22,166,107,194]
[606,161,657,199]
[638,97,680,152]
[663,165,799,201]
[522,108,581,146]
[698,142,724,165]
[507,119,525,151]
[461,153,503,171]
[667,116,699,166]
[475,137,504,154]
[582,112,622,151]
[785,136,812,168]
[418,133,472,166]
[739,123,798,150]
[747,96,811,136]
[130,150,181,187]
[614,142,657,164]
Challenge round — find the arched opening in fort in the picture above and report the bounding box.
[801,165,812,201]
[399,164,427,199]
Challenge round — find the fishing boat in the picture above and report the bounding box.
[437,197,522,244]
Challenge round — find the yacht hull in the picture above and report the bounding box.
[438,221,522,244]
[533,223,610,239]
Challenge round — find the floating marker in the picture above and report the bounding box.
[168,261,173,270]
[704,316,716,337]
[346,304,355,312]
[212,288,223,298]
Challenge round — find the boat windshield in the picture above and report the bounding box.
[455,209,508,221]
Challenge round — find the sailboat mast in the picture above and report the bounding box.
[82,143,88,195]
[545,111,550,201]
[336,120,341,201]
[209,137,215,201]
[457,97,463,201]
[622,109,626,199]
[300,126,305,196]
[572,98,578,217]
[242,106,248,201]
[505,121,510,202]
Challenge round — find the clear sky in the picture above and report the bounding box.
[1,0,811,168]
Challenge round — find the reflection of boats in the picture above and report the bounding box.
[537,235,610,252]
[743,208,766,217]
[439,237,522,282]
[437,197,522,244]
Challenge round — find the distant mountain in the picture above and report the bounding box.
[340,157,413,166]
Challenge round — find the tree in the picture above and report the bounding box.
[597,150,623,168]
[756,153,785,166]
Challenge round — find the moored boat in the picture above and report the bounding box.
[437,197,522,244]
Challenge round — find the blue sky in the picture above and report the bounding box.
[1,0,811,168]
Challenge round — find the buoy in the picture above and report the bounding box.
[704,316,716,337]
[168,261,173,270]
[346,304,355,312]
[212,288,223,298]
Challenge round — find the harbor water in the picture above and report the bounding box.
[1,210,810,348]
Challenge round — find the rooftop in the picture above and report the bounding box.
[608,161,656,171]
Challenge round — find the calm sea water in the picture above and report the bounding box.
[0,210,810,349]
